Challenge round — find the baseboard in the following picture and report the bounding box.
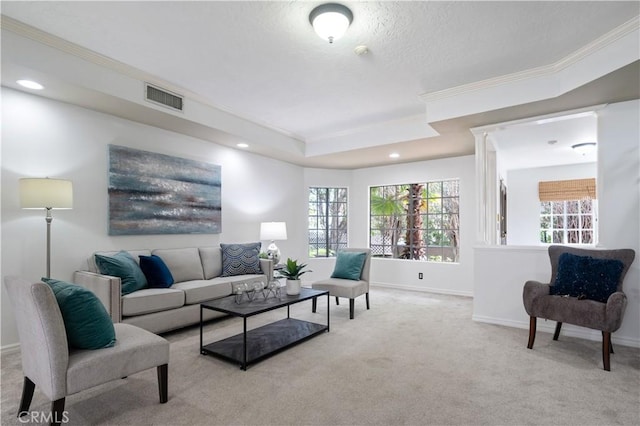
[472,314,640,349]
[371,282,473,298]
[1,342,21,355]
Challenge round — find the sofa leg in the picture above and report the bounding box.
[17,376,35,417]
[51,398,65,426]
[553,322,562,341]
[527,316,536,349]
[366,293,370,310]
[157,364,168,403]
[312,297,317,313]
[349,299,355,319]
[335,296,340,306]
[602,332,611,371]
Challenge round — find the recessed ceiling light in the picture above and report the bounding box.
[389,153,400,159]
[237,143,249,149]
[17,80,44,90]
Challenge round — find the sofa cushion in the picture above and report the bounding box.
[95,251,148,295]
[152,248,204,283]
[121,288,185,316]
[199,246,223,279]
[171,279,233,305]
[139,255,174,288]
[220,242,262,277]
[43,278,116,350]
[223,275,267,292]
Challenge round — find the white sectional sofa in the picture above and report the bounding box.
[73,246,273,334]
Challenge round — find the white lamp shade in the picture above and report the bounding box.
[260,222,287,241]
[19,178,73,209]
[309,4,353,43]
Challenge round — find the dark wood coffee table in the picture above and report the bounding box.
[200,287,329,370]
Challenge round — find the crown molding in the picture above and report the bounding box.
[420,15,640,102]
[0,15,304,142]
[469,104,607,135]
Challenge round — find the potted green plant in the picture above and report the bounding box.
[279,258,311,295]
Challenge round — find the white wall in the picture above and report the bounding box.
[506,162,597,245]
[303,168,354,282]
[597,99,640,343]
[474,100,640,348]
[348,156,476,296]
[0,88,306,348]
[304,157,476,299]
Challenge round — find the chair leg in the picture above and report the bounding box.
[602,332,611,371]
[553,322,563,341]
[335,296,340,306]
[366,293,370,310]
[157,364,168,403]
[50,398,65,426]
[312,297,317,313]
[527,316,536,349]
[349,299,355,319]
[603,331,614,354]
[17,376,35,417]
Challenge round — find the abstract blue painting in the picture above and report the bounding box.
[108,145,221,235]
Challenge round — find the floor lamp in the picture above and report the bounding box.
[260,222,287,265]
[20,178,73,279]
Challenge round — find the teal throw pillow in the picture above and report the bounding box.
[220,242,262,277]
[331,251,367,281]
[551,252,624,302]
[139,255,174,288]
[43,278,116,350]
[95,251,147,295]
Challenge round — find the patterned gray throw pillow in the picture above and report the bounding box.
[220,242,262,277]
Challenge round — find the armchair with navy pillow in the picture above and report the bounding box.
[523,245,635,371]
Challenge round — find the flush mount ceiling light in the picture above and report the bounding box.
[572,142,597,155]
[309,3,353,44]
[236,143,249,149]
[389,152,400,159]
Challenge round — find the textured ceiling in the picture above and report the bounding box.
[1,1,639,169]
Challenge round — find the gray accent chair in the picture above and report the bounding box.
[311,248,372,319]
[4,277,170,426]
[523,246,635,371]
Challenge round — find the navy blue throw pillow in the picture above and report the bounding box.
[139,255,174,288]
[551,253,624,302]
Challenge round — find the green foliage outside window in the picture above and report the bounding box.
[308,187,348,257]
[370,180,460,262]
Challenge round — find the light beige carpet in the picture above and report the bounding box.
[2,287,639,425]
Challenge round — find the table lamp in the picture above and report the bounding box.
[260,222,287,265]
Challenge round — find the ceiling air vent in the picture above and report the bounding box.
[145,83,183,112]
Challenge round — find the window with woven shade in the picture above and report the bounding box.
[538,178,596,202]
[538,178,597,245]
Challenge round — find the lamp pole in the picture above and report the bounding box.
[45,207,53,278]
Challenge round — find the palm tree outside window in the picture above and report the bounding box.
[370,180,460,262]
